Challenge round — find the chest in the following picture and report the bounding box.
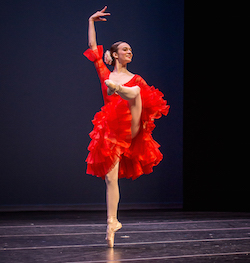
[109,72,135,85]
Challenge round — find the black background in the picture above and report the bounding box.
[184,2,248,212]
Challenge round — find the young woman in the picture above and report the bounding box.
[84,6,170,247]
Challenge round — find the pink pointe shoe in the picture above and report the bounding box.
[105,79,120,96]
[105,217,122,248]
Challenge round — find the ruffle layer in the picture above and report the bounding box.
[141,83,170,133]
[86,98,132,179]
[119,128,163,180]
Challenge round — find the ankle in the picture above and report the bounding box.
[107,216,117,224]
[116,84,123,93]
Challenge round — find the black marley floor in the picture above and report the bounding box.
[0,210,250,262]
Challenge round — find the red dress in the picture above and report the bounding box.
[83,45,170,180]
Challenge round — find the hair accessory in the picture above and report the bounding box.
[104,50,113,65]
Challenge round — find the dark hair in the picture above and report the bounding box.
[110,41,124,66]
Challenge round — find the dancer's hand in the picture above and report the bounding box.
[89,6,111,22]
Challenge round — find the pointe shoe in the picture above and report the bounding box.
[105,79,120,96]
[105,217,122,248]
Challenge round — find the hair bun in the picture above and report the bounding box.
[104,50,113,65]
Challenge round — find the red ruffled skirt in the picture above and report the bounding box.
[86,85,169,180]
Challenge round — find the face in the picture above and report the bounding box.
[113,43,133,65]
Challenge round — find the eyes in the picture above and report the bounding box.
[122,47,132,52]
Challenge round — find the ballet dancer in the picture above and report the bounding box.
[84,6,170,247]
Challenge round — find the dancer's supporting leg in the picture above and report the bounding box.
[105,162,120,220]
[105,162,122,247]
[104,80,142,247]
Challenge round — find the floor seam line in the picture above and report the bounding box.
[66,251,250,263]
[1,237,250,251]
[1,226,250,238]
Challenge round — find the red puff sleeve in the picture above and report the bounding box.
[83,45,110,87]
[83,45,103,62]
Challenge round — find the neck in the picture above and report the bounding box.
[113,62,128,74]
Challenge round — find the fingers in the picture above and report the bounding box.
[100,6,107,12]
[100,12,110,17]
[91,6,110,22]
[100,6,110,16]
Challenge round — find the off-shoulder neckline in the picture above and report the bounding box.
[108,72,138,86]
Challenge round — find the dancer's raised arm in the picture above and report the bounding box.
[88,6,110,50]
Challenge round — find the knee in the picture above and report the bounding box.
[105,162,119,185]
[135,86,140,96]
[105,172,118,185]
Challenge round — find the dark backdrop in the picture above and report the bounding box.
[0,0,184,210]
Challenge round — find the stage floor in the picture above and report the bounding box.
[0,210,250,262]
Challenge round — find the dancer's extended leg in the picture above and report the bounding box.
[105,80,142,138]
[129,92,142,138]
[105,79,140,100]
[105,162,122,247]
